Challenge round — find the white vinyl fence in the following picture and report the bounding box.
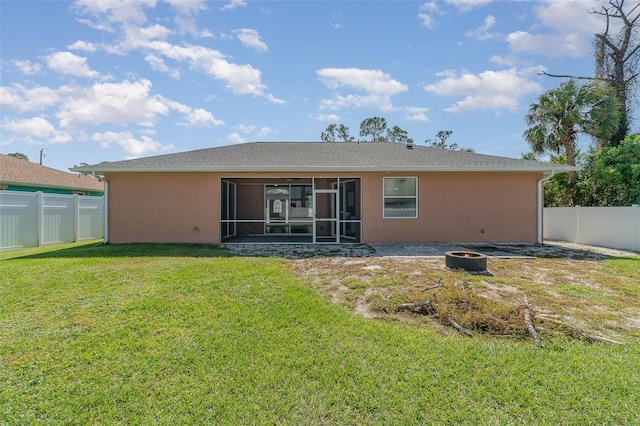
[0,191,104,251]
[544,205,640,252]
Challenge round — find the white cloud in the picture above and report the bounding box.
[175,15,197,34]
[71,0,281,103]
[121,24,173,50]
[56,79,169,130]
[2,79,225,143]
[3,117,55,137]
[535,0,604,34]
[418,13,436,28]
[12,60,42,75]
[180,108,225,127]
[424,68,541,114]
[504,0,604,58]
[506,31,585,58]
[317,68,407,96]
[0,84,61,112]
[418,2,440,28]
[231,124,273,140]
[68,40,98,52]
[319,94,394,112]
[91,131,170,158]
[220,0,246,11]
[227,132,245,143]
[164,0,206,16]
[315,114,340,122]
[256,127,273,138]
[125,41,282,102]
[144,54,181,79]
[73,0,156,28]
[46,52,100,78]
[3,117,72,144]
[419,0,492,29]
[446,0,493,12]
[317,68,407,111]
[465,15,498,41]
[235,29,268,52]
[402,107,430,122]
[164,1,206,33]
[235,124,255,133]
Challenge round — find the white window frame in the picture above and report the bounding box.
[382,177,418,219]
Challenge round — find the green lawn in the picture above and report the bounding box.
[1,242,639,425]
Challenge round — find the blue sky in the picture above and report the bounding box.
[0,0,623,171]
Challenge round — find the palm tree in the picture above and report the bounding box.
[523,79,620,178]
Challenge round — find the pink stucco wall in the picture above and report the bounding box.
[106,172,220,243]
[360,172,540,243]
[105,171,542,244]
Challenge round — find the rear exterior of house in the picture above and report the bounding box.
[73,142,574,245]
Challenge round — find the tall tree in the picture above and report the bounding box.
[593,0,640,145]
[7,152,29,161]
[541,0,640,146]
[523,79,620,179]
[424,130,474,151]
[425,130,457,149]
[336,124,355,142]
[577,133,640,206]
[321,124,337,142]
[386,125,413,144]
[359,117,387,141]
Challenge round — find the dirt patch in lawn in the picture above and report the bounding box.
[289,243,640,344]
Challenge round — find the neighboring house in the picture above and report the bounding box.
[0,154,104,196]
[71,142,574,245]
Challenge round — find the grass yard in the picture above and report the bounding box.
[1,242,639,425]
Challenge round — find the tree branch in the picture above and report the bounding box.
[538,71,610,82]
[523,294,541,348]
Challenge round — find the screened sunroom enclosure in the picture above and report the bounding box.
[221,177,361,243]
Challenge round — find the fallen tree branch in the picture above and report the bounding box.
[536,317,625,345]
[584,334,625,345]
[523,294,541,347]
[421,277,443,292]
[447,317,473,337]
[397,301,436,315]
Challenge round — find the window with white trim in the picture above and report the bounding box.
[383,177,417,218]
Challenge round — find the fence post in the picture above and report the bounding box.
[633,204,639,252]
[574,205,581,244]
[74,193,80,243]
[37,191,44,247]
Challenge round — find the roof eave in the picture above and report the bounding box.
[73,165,577,174]
[0,179,104,192]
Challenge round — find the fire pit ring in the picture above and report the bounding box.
[445,251,487,272]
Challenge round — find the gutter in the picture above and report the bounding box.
[102,179,109,245]
[536,170,556,244]
[71,165,577,174]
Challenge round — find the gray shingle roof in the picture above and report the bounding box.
[72,142,576,173]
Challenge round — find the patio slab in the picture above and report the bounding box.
[221,240,637,260]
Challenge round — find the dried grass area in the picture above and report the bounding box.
[290,248,640,344]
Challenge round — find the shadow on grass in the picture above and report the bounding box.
[2,242,235,260]
[477,243,639,261]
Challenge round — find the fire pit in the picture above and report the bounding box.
[445,251,487,272]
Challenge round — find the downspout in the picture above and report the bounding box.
[536,170,555,244]
[102,179,109,245]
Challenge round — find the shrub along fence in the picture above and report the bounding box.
[0,191,104,251]
[544,205,640,252]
